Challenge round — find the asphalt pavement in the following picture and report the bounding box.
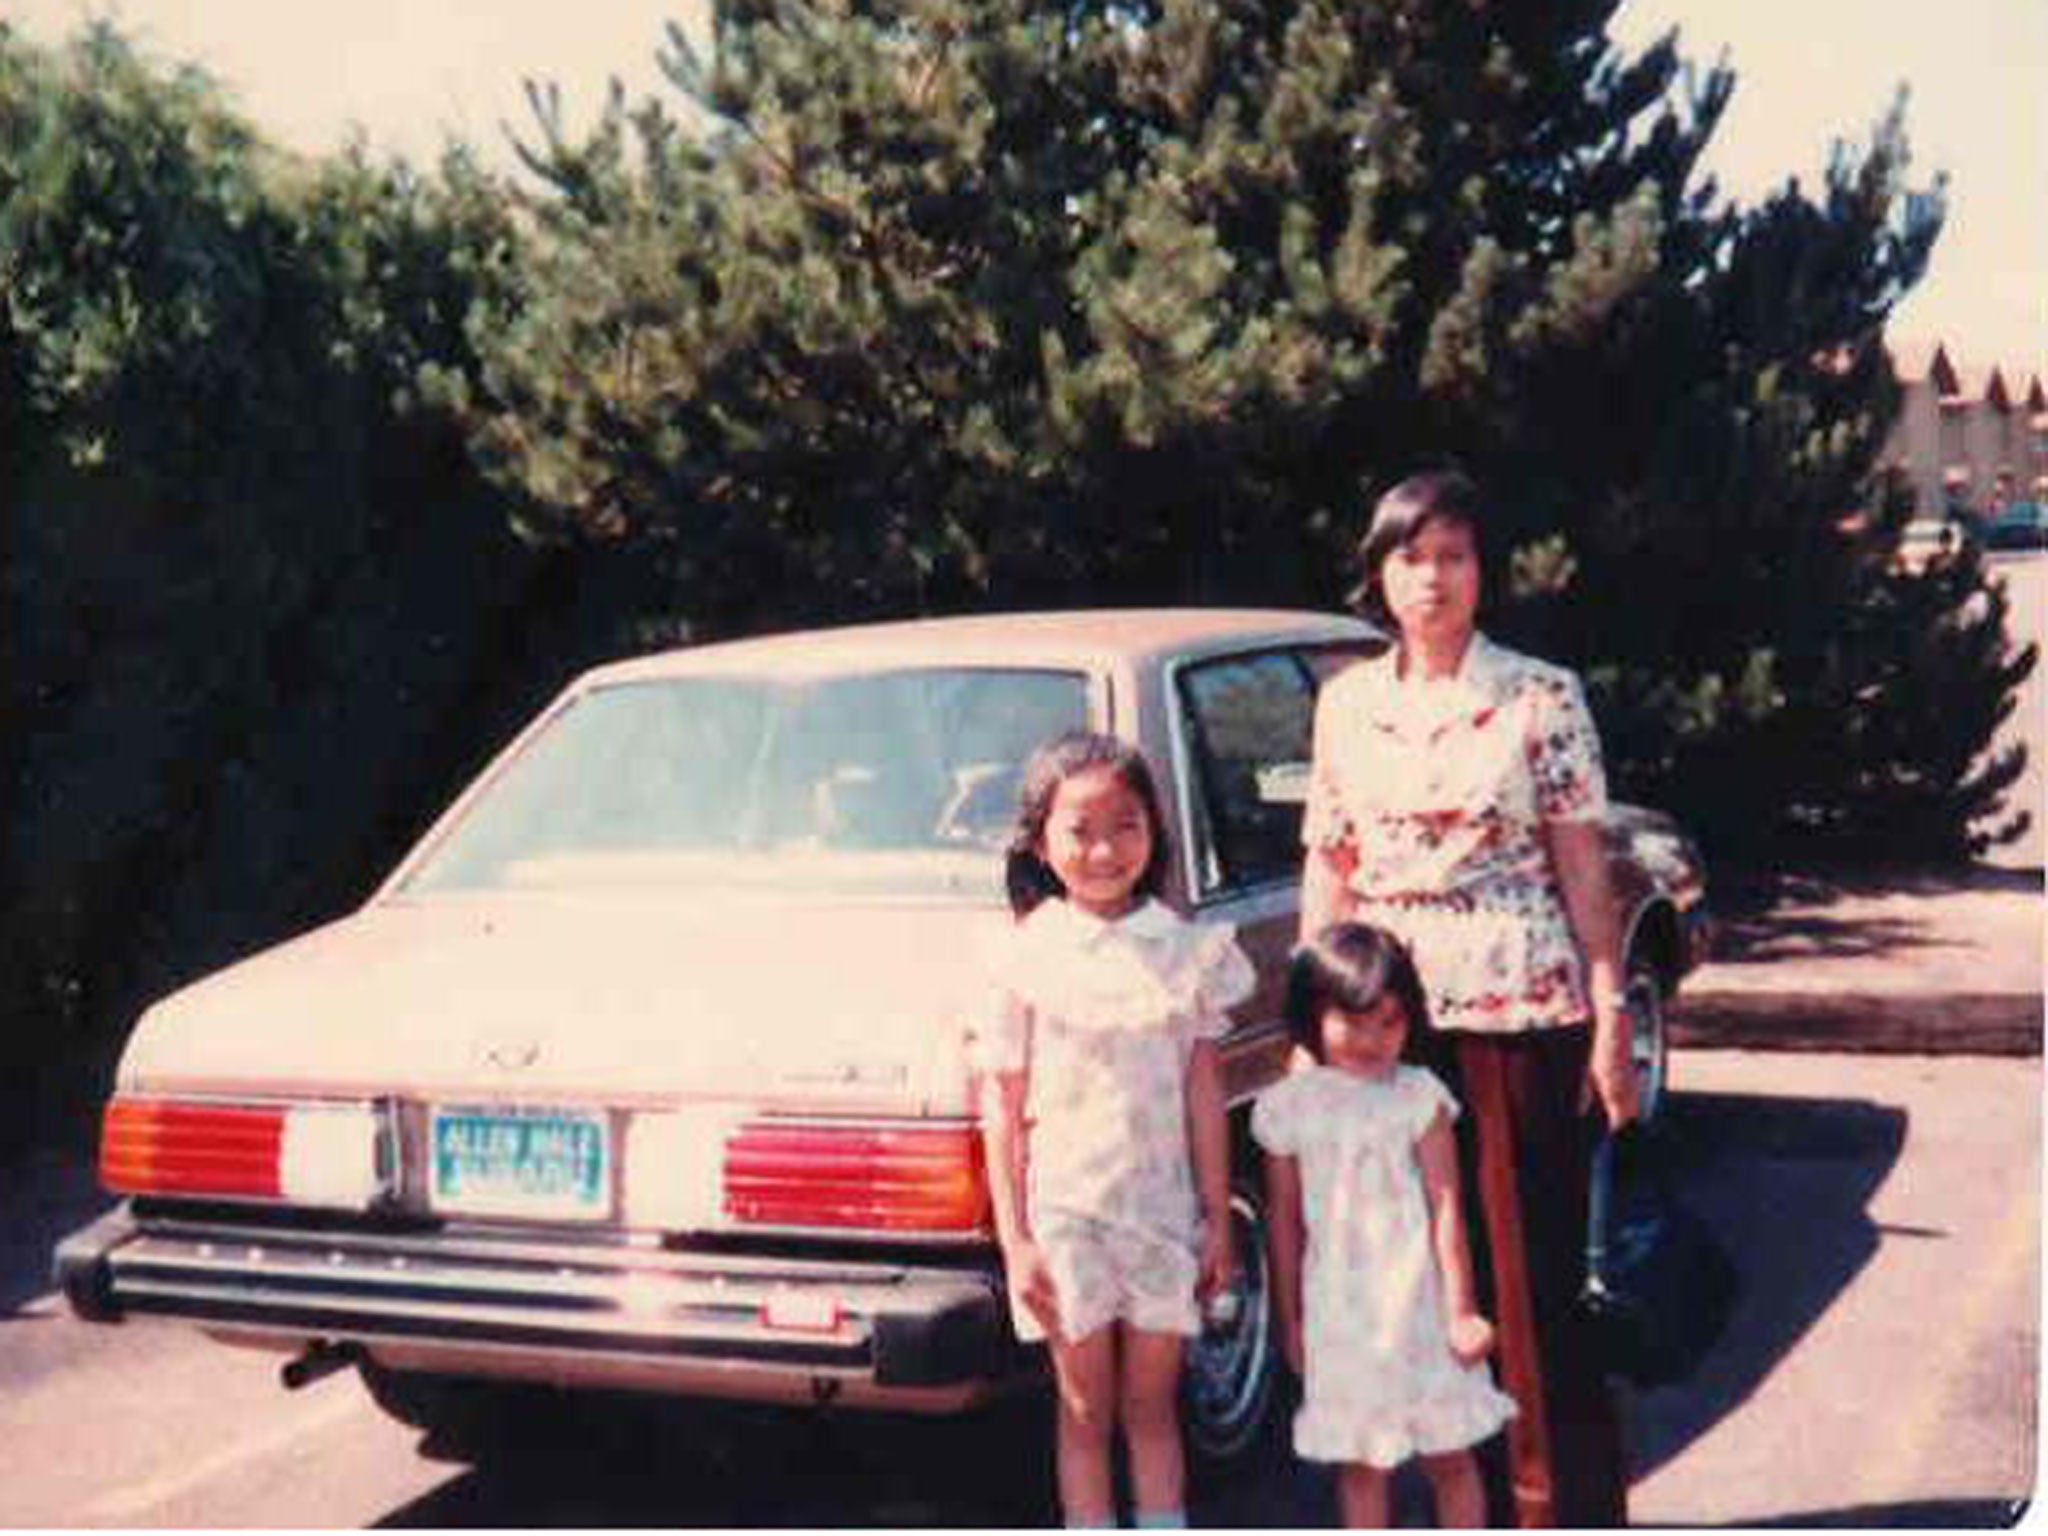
[1673,863,2044,1057]
[1628,1049,2037,1528]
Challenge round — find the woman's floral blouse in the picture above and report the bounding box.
[1303,633,1608,1033]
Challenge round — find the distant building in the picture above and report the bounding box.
[1883,339,2048,517]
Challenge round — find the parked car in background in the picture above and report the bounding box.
[56,609,1712,1465]
[1894,514,1978,573]
[1983,501,2048,551]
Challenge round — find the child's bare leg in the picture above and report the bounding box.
[1119,1325,1188,1522]
[1420,1448,1485,1529]
[1337,1463,1391,1529]
[1048,1329,1119,1526]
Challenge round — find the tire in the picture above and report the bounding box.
[1183,1183,1281,1467]
[1624,950,1669,1123]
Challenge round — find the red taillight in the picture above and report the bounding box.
[722,1121,990,1234]
[100,1095,387,1208]
[101,1098,285,1200]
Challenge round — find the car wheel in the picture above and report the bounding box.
[358,1358,574,1463]
[1624,951,1669,1123]
[1183,1183,1280,1466]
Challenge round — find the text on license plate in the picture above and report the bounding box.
[430,1107,610,1219]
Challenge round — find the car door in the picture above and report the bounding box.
[1168,640,1374,1102]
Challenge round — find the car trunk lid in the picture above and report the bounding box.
[118,894,1007,1117]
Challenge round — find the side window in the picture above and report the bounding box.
[1178,652,1320,895]
[1301,639,1381,684]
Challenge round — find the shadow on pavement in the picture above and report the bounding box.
[1740,1496,2031,1528]
[0,1084,1922,1525]
[1715,863,2044,915]
[376,1393,1061,1528]
[372,1086,1912,1526]
[1707,910,1943,966]
[1705,860,2043,965]
[1696,863,2040,976]
[1627,1088,1908,1484]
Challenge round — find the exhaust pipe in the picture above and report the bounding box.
[281,1340,362,1390]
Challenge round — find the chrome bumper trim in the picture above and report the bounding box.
[62,1207,1014,1390]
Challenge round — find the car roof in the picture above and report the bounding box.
[580,608,1379,686]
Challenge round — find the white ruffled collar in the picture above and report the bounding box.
[1307,1061,1407,1094]
[1024,895,1178,950]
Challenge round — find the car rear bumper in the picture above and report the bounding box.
[56,1203,1026,1411]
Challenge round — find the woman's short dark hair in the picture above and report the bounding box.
[1284,922,1434,1063]
[1003,730,1173,918]
[1348,469,1500,628]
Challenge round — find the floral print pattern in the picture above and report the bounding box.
[1303,634,1608,1033]
[1026,1210,1201,1342]
[970,898,1255,1342]
[1253,1065,1517,1467]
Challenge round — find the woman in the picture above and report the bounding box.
[1299,469,1637,1528]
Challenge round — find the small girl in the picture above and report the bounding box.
[973,730,1254,1530]
[1253,922,1516,1529]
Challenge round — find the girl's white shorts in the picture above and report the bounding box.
[1008,1211,1200,1344]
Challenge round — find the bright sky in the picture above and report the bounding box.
[1614,0,2046,374]
[7,0,2043,372]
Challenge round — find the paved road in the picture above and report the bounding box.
[1628,1051,2037,1528]
[2,1048,2034,1527]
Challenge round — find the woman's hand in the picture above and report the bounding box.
[1005,1238,1059,1336]
[1446,1312,1496,1365]
[1546,817,1637,1130]
[1584,1005,1641,1130]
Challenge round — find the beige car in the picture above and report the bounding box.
[57,609,1710,1463]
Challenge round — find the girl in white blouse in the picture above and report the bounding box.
[1255,922,1514,1528]
[974,731,1254,1530]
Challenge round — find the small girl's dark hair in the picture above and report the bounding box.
[1285,923,1433,1062]
[1003,730,1172,918]
[1347,469,1502,629]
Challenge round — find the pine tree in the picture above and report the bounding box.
[450,0,2030,861]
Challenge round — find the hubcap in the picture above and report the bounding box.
[1626,969,1666,1121]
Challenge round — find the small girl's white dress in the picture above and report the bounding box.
[1252,1063,1517,1467]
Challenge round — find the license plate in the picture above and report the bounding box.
[430,1106,610,1220]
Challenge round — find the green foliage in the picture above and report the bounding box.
[0,22,573,1117]
[446,0,2022,864]
[0,4,2032,1124]
[0,23,268,476]
[1800,536,2034,859]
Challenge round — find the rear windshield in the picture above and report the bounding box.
[399,667,1092,899]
